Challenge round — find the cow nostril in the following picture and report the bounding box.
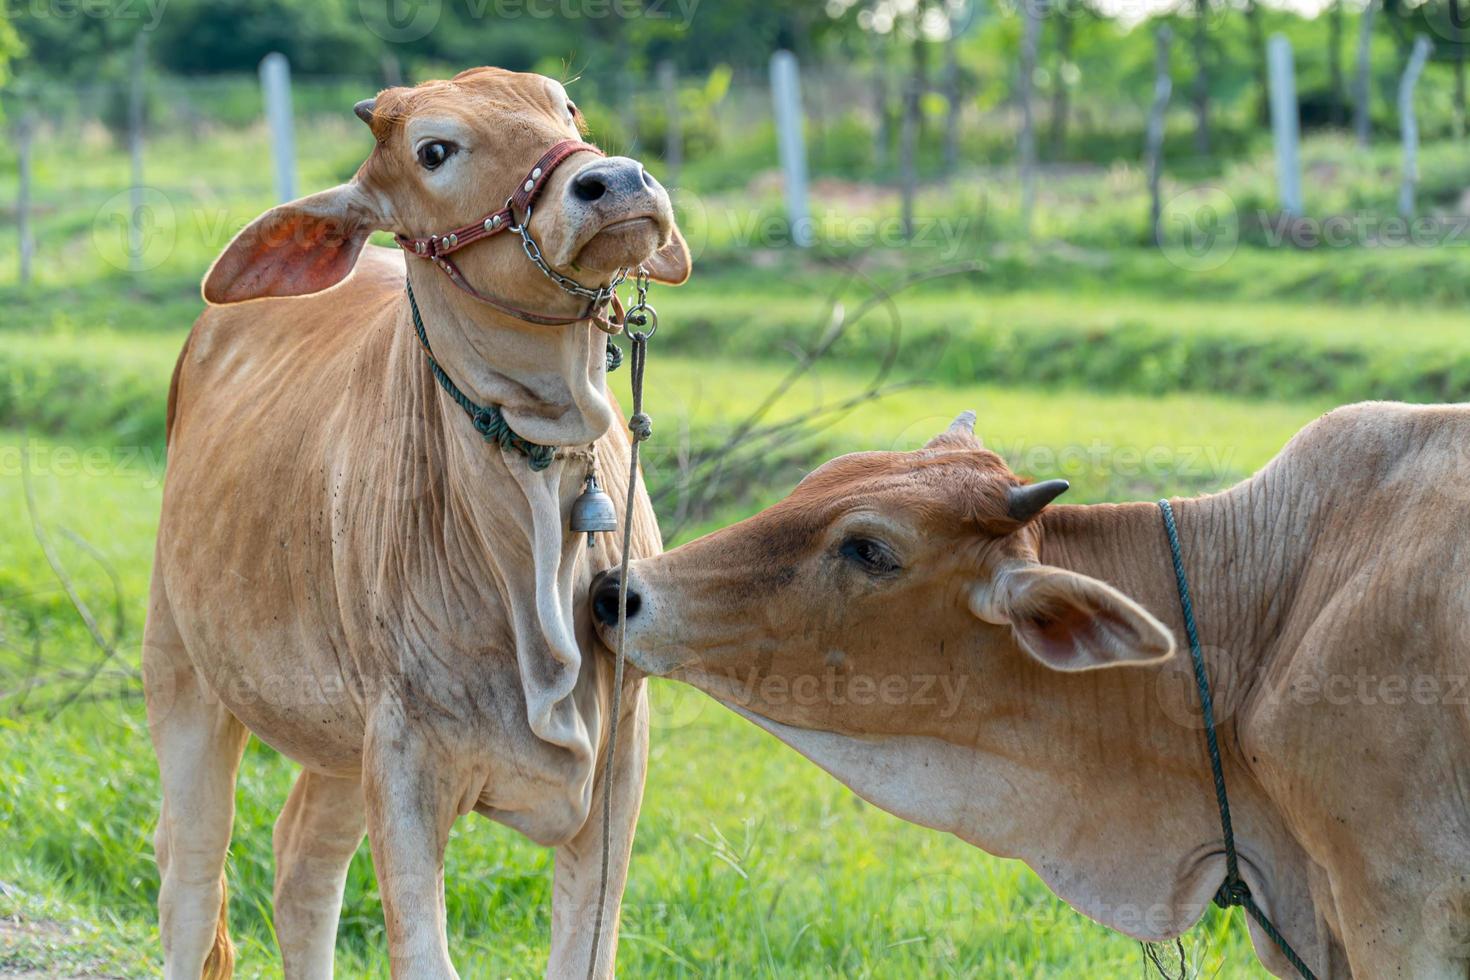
[640,168,656,188]
[592,574,642,626]
[572,173,607,202]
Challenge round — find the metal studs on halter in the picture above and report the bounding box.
[570,471,619,548]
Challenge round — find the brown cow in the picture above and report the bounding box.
[146,68,686,979]
[594,405,1470,978]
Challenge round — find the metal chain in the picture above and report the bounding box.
[513,203,629,305]
[1156,500,1319,980]
[586,278,656,980]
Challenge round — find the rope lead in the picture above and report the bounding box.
[586,328,650,980]
[1157,499,1319,980]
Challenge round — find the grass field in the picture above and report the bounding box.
[4,113,1468,977]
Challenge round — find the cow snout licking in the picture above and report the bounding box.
[590,569,643,627]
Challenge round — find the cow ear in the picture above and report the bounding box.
[970,565,1175,672]
[203,183,382,304]
[641,224,690,285]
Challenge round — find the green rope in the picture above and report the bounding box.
[406,279,619,470]
[1157,500,1319,980]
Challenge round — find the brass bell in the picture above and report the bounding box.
[570,472,618,547]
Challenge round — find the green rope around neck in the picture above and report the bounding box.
[405,278,622,471]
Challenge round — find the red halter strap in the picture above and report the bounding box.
[394,139,621,329]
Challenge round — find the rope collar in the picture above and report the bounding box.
[396,138,627,331]
[405,278,623,470]
[1157,499,1319,980]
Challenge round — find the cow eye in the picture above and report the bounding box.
[839,537,901,576]
[416,141,455,170]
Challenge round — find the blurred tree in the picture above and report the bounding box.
[0,5,22,90]
[1383,0,1469,134]
[151,0,380,75]
[1328,0,1345,125]
[1191,0,1211,153]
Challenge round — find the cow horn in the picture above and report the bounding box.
[1008,479,1070,522]
[949,410,976,434]
[353,99,376,126]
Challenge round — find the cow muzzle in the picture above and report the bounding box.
[555,156,674,273]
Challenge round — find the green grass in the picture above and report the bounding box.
[0,347,1324,975]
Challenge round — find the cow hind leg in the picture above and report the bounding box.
[272,770,366,980]
[144,584,250,980]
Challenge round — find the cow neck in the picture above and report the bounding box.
[392,267,610,767]
[402,263,615,450]
[1031,484,1320,927]
[1039,483,1314,735]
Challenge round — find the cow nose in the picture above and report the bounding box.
[568,157,657,204]
[591,570,642,626]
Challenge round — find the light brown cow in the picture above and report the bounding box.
[594,405,1470,978]
[145,67,686,979]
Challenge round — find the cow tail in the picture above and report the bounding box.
[201,869,235,980]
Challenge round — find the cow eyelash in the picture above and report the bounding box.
[839,537,901,576]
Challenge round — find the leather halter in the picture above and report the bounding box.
[395,139,623,329]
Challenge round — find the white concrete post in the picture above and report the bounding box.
[1399,35,1433,218]
[260,52,297,203]
[659,60,682,188]
[1146,28,1174,246]
[770,50,813,248]
[1267,34,1303,217]
[17,111,34,285]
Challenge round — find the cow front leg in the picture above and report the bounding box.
[362,707,466,980]
[273,769,366,980]
[547,679,650,980]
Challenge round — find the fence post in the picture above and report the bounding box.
[260,52,297,203]
[659,60,682,188]
[1399,35,1433,218]
[1018,0,1042,238]
[770,50,813,248]
[1146,28,1173,247]
[1354,0,1377,147]
[1267,34,1303,217]
[128,31,147,274]
[16,110,35,285]
[900,68,920,240]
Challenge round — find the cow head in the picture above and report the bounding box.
[202,67,688,446]
[591,415,1212,938]
[204,67,688,306]
[595,412,1172,699]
